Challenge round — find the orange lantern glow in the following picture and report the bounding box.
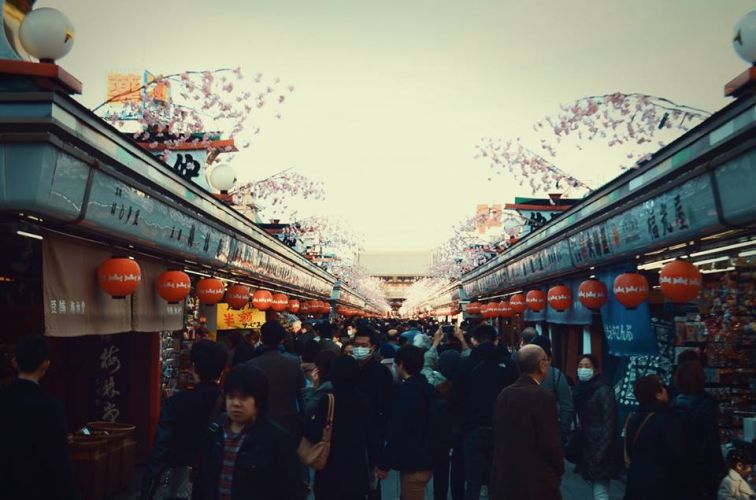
[98,258,142,298]
[225,284,250,310]
[196,278,225,304]
[156,270,191,303]
[288,299,300,314]
[578,279,608,310]
[320,302,331,314]
[271,293,289,312]
[510,293,527,314]
[613,273,649,309]
[500,301,514,318]
[481,303,492,318]
[252,290,273,311]
[526,290,546,312]
[659,260,702,303]
[548,285,572,312]
[467,302,482,315]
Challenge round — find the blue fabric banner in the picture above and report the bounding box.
[597,267,659,356]
[524,280,593,325]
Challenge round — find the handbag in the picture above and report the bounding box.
[297,393,335,470]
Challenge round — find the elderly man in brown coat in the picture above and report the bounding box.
[490,344,564,500]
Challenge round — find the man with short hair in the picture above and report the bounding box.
[247,321,306,440]
[0,335,79,500]
[520,326,538,349]
[376,345,435,500]
[490,345,564,500]
[141,339,228,499]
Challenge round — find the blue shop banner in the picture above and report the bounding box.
[597,267,659,356]
[546,279,593,325]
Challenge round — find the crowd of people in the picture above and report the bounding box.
[0,318,754,500]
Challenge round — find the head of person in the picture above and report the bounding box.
[471,324,498,347]
[290,320,302,335]
[223,365,269,426]
[387,329,399,344]
[246,330,261,346]
[394,345,424,381]
[14,334,51,380]
[676,348,699,365]
[516,344,550,383]
[302,338,322,364]
[260,321,286,348]
[633,374,668,406]
[378,343,396,360]
[190,339,228,382]
[314,350,337,383]
[437,349,461,380]
[529,335,552,359]
[726,449,753,481]
[315,321,334,340]
[674,360,705,396]
[577,354,600,383]
[341,341,354,357]
[353,326,378,365]
[346,323,358,338]
[520,327,537,348]
[330,355,360,391]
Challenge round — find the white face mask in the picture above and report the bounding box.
[577,367,594,382]
[352,346,372,361]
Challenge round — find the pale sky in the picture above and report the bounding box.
[41,0,753,251]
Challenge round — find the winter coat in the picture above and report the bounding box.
[304,387,379,499]
[574,374,621,481]
[624,402,691,500]
[672,392,726,499]
[356,356,394,444]
[379,374,435,473]
[452,342,519,432]
[717,469,755,500]
[490,375,564,500]
[192,415,306,500]
[541,366,574,448]
[142,381,222,496]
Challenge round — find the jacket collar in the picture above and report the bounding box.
[726,469,755,495]
[516,374,539,386]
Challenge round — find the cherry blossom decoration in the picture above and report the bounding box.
[231,168,326,221]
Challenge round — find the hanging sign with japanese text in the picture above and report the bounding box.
[216,303,266,330]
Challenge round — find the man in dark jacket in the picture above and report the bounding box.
[247,321,306,440]
[452,324,518,500]
[192,365,306,500]
[0,335,79,500]
[354,325,394,500]
[141,340,228,499]
[376,345,435,500]
[490,345,564,500]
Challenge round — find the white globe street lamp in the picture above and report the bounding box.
[19,8,75,63]
[733,10,756,65]
[209,164,237,194]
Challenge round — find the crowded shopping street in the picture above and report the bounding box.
[1,1,756,499]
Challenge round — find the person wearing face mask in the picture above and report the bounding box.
[572,354,621,500]
[353,326,394,500]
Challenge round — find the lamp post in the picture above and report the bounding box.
[208,163,237,205]
[727,10,756,97]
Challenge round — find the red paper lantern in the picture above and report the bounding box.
[320,302,332,314]
[467,302,482,315]
[548,285,572,312]
[196,278,225,305]
[98,258,142,298]
[510,293,527,314]
[613,273,649,309]
[288,299,300,313]
[252,290,273,311]
[659,260,702,303]
[156,270,191,303]
[271,293,289,312]
[300,301,312,314]
[225,284,250,310]
[482,303,492,318]
[578,279,608,310]
[526,290,546,312]
[499,301,514,318]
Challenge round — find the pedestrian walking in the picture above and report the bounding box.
[0,334,80,500]
[304,355,379,500]
[572,354,621,500]
[433,349,465,500]
[672,359,726,499]
[624,375,689,500]
[142,340,228,499]
[529,335,574,448]
[376,345,436,500]
[192,365,306,499]
[490,345,564,500]
[717,449,754,500]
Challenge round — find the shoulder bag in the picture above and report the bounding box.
[297,393,335,470]
[623,412,654,467]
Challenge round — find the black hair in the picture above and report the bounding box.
[395,345,424,376]
[260,321,286,347]
[314,350,337,382]
[633,375,663,405]
[315,321,334,339]
[578,353,600,370]
[530,335,552,358]
[302,338,322,363]
[223,365,269,416]
[726,448,752,469]
[676,349,700,364]
[354,326,378,346]
[191,340,228,381]
[14,335,50,373]
[521,327,537,345]
[472,324,497,343]
[330,355,359,390]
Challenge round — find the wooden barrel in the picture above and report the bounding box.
[69,435,108,500]
[87,422,137,492]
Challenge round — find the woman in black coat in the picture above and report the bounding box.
[573,354,621,500]
[625,375,690,500]
[304,355,379,500]
[670,360,725,500]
